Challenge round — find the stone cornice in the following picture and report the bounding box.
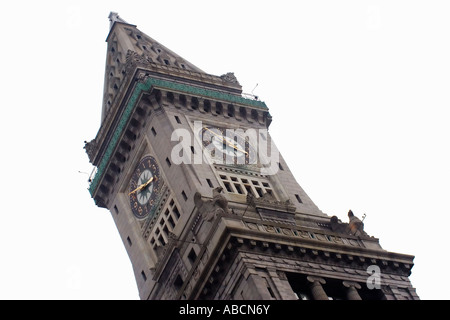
[228,216,415,265]
[171,213,414,299]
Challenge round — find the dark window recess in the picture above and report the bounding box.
[114,205,119,215]
[182,191,188,201]
[164,59,170,65]
[167,216,175,228]
[252,109,258,121]
[191,97,199,110]
[174,275,184,289]
[141,271,147,281]
[166,157,172,167]
[125,129,137,141]
[167,92,175,103]
[151,127,157,136]
[175,115,181,124]
[203,100,211,112]
[255,187,264,197]
[240,107,246,118]
[173,206,180,219]
[295,194,303,204]
[278,162,284,171]
[126,236,132,246]
[188,248,197,264]
[224,182,232,193]
[227,105,235,117]
[206,179,214,188]
[216,103,223,115]
[179,95,187,107]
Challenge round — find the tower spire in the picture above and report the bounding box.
[108,12,129,29]
[100,12,207,122]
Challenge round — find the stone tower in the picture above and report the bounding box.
[85,13,419,300]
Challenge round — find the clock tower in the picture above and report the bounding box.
[85,13,419,300]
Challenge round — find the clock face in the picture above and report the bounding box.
[129,155,161,219]
[200,126,257,165]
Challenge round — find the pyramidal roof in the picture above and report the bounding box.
[101,12,208,120]
[106,12,204,73]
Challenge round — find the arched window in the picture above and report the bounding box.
[203,100,211,113]
[216,102,223,115]
[191,97,199,110]
[251,109,258,121]
[227,104,235,117]
[240,107,247,119]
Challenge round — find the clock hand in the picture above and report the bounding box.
[205,127,248,155]
[142,176,154,188]
[205,127,223,139]
[128,177,154,195]
[222,138,248,155]
[228,143,248,155]
[129,184,145,196]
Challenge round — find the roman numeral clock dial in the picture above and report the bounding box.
[128,155,162,219]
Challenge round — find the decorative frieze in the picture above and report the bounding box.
[242,220,365,248]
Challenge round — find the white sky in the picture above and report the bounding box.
[1,0,449,300]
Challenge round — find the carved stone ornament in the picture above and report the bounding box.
[84,139,98,164]
[330,210,368,237]
[220,72,240,85]
[348,210,365,236]
[125,50,154,74]
[247,192,296,213]
[194,187,231,222]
